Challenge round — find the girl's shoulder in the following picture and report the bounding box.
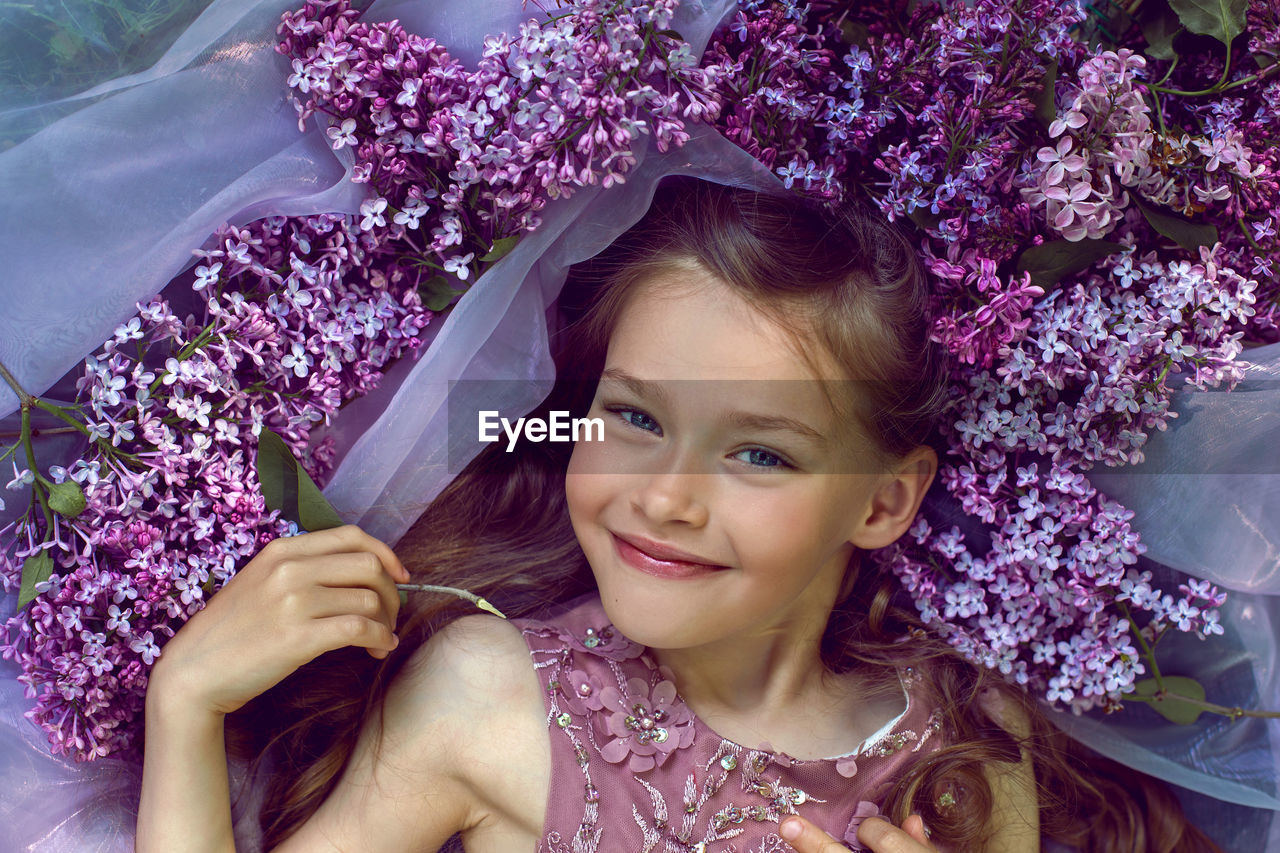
[407,611,543,686]
[397,612,548,752]
[389,614,550,845]
[275,614,548,852]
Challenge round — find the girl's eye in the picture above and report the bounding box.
[607,406,662,435]
[603,405,794,470]
[733,448,792,470]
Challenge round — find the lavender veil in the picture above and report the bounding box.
[0,0,1277,849]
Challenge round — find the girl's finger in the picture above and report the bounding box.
[263,524,409,582]
[300,551,403,628]
[901,815,930,846]
[306,584,397,629]
[778,814,851,853]
[311,613,400,659]
[856,816,937,853]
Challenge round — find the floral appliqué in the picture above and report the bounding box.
[843,800,883,851]
[600,676,696,772]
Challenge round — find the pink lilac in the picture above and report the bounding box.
[712,0,1269,713]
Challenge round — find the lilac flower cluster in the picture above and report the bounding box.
[277,0,720,285]
[0,214,429,759]
[1021,49,1154,242]
[698,0,1278,713]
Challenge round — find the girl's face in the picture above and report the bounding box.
[565,265,894,652]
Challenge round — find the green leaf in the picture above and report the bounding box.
[907,206,942,232]
[1140,12,1182,60]
[1034,60,1059,130]
[202,574,218,596]
[46,480,87,518]
[255,428,345,532]
[419,275,463,311]
[1166,0,1247,47]
[479,234,520,263]
[1015,239,1124,289]
[297,465,344,532]
[18,551,54,610]
[256,428,288,520]
[1125,676,1207,725]
[839,19,871,48]
[1135,198,1220,251]
[48,31,85,62]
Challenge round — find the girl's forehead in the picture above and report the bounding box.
[607,267,845,383]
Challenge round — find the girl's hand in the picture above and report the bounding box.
[780,813,937,853]
[149,525,410,716]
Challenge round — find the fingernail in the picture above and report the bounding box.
[779,817,801,841]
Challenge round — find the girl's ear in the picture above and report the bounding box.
[848,445,937,551]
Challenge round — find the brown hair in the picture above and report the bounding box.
[224,177,1224,852]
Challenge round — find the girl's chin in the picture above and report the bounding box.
[593,579,734,648]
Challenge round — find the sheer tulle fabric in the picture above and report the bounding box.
[0,0,1276,849]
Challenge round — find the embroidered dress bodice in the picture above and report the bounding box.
[512,594,952,853]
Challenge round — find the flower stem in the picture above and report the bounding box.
[19,404,54,531]
[1122,690,1280,721]
[1150,42,1231,97]
[395,583,507,618]
[31,400,92,437]
[1117,599,1163,687]
[0,426,82,440]
[0,356,35,406]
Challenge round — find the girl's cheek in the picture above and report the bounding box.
[736,487,812,527]
[565,442,615,515]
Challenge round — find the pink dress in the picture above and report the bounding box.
[512,594,954,853]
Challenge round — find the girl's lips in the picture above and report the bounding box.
[612,533,726,580]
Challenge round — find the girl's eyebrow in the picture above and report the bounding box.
[598,367,829,447]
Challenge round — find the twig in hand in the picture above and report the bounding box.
[395,583,507,619]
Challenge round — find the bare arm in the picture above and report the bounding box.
[137,681,236,853]
[134,526,407,852]
[138,609,544,853]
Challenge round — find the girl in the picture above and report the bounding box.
[135,178,1220,852]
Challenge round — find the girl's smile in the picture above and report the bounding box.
[611,531,728,579]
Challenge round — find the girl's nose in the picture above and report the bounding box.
[628,455,711,528]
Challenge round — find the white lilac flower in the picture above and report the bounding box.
[326,117,357,149]
[193,263,222,291]
[359,196,388,231]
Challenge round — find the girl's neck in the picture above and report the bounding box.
[650,609,831,717]
[646,591,898,760]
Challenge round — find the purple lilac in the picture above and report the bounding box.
[0,214,430,760]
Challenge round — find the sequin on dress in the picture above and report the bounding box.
[512,594,953,853]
